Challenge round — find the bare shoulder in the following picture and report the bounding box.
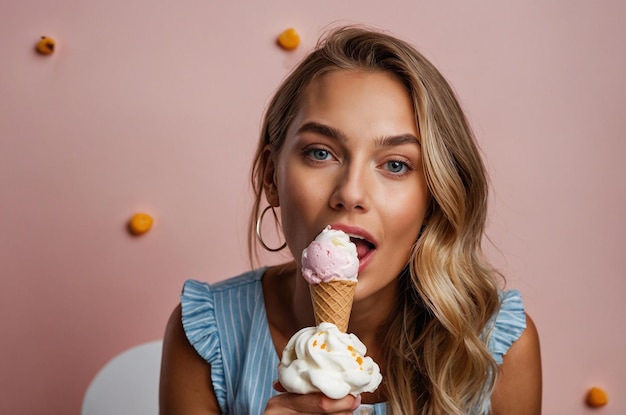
[159,304,221,415]
[490,313,542,415]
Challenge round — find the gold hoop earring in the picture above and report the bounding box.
[256,206,287,252]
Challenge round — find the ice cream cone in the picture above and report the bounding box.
[309,280,356,332]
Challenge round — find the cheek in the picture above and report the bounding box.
[393,204,427,235]
[381,190,429,261]
[275,167,332,257]
[384,186,429,228]
[277,155,335,213]
[278,169,322,215]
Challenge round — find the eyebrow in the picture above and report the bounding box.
[374,134,421,148]
[296,121,420,147]
[296,122,348,142]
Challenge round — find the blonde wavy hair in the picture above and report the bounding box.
[249,26,501,414]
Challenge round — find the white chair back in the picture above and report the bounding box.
[82,340,163,415]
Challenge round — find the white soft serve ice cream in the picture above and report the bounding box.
[301,226,359,283]
[278,322,382,399]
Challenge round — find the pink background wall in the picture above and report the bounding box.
[1,1,624,413]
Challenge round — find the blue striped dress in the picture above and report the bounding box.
[181,267,526,415]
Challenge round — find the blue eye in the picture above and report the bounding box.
[386,160,408,174]
[309,148,331,160]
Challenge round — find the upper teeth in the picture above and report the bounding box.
[348,234,364,239]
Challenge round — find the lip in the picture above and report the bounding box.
[328,223,377,246]
[328,223,377,272]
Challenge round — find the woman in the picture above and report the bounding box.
[160,26,542,414]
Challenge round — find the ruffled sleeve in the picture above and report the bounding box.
[486,290,527,365]
[180,279,227,410]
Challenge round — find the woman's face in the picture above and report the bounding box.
[267,69,430,299]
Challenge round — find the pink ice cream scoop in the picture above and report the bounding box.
[301,226,359,284]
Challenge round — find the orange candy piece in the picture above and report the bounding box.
[277,28,300,50]
[586,387,609,407]
[36,36,56,55]
[129,213,154,235]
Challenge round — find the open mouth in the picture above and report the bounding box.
[349,235,376,260]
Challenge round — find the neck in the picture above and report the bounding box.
[264,262,399,349]
[350,279,398,338]
[292,269,316,328]
[263,262,315,334]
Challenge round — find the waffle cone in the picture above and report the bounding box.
[309,280,357,332]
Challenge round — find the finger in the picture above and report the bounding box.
[299,392,360,413]
[351,394,362,411]
[266,392,359,414]
[273,381,287,392]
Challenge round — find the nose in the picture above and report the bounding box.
[329,165,370,212]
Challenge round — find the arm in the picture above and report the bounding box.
[490,313,542,415]
[159,304,221,415]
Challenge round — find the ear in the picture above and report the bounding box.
[262,145,280,207]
